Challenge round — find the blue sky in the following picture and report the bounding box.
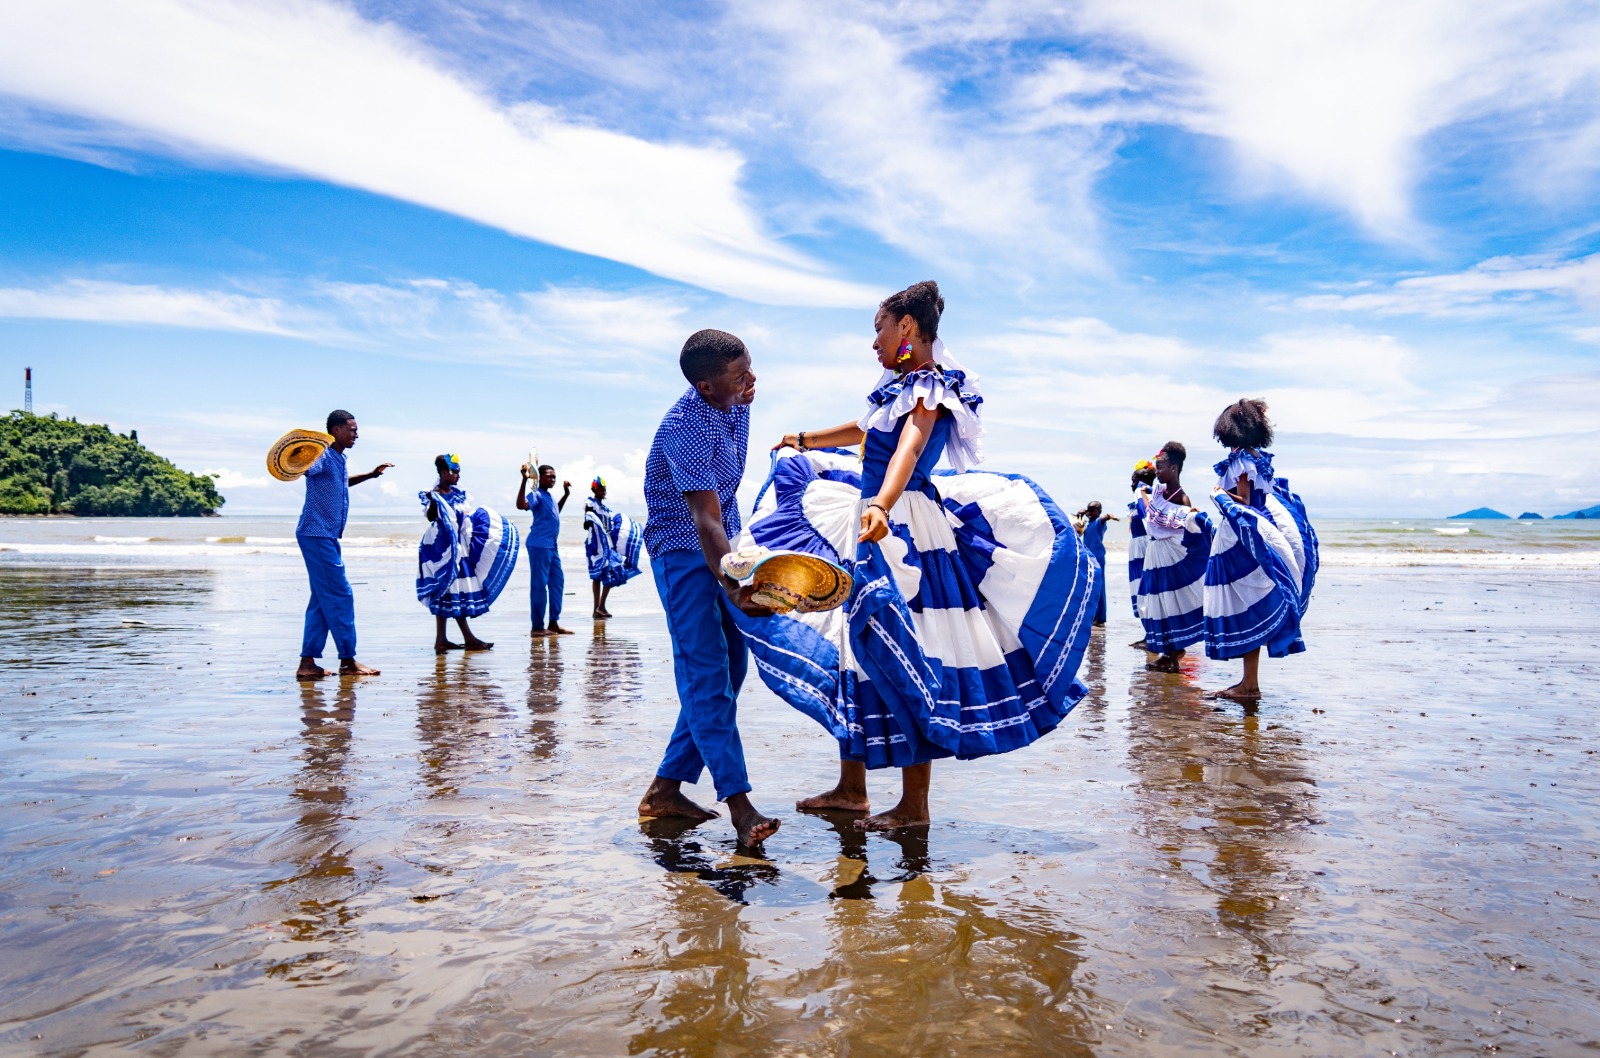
[1,0,1598,518]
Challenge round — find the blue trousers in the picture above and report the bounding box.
[527,544,564,627]
[1089,550,1108,624]
[652,549,751,801]
[298,534,357,659]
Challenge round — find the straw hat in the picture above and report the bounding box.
[266,429,335,481]
[723,546,853,614]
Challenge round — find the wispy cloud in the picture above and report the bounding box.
[1073,0,1600,240]
[1296,253,1600,316]
[0,280,301,333]
[0,275,697,365]
[0,0,873,306]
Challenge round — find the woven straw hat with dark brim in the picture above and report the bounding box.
[267,429,335,482]
[751,551,853,614]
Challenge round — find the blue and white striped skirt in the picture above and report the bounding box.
[1202,480,1317,660]
[1127,498,1146,620]
[585,504,644,588]
[1137,517,1212,654]
[732,449,1098,770]
[417,500,520,619]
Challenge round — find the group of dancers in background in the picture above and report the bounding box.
[1082,404,1318,701]
[290,278,1317,844]
[411,457,646,652]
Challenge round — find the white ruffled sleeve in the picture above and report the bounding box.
[857,367,986,472]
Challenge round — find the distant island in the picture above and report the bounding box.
[1450,504,1599,520]
[1,411,224,516]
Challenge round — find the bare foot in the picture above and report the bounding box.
[548,623,575,635]
[1147,652,1181,672]
[796,786,870,813]
[434,639,464,654]
[1129,638,1148,649]
[600,608,614,618]
[530,628,553,638]
[1212,683,1261,702]
[463,638,493,651]
[592,609,607,620]
[295,662,331,681]
[638,779,718,821]
[857,807,930,831]
[339,659,381,677]
[730,803,781,847]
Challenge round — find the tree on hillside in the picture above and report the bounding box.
[0,411,225,516]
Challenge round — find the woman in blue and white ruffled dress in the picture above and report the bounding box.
[734,281,1099,830]
[1203,400,1318,701]
[417,454,520,654]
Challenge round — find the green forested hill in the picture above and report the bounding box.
[0,411,224,515]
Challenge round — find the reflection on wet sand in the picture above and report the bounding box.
[582,623,646,719]
[259,682,365,982]
[1123,662,1321,1025]
[526,637,564,761]
[625,814,1099,1055]
[416,655,515,798]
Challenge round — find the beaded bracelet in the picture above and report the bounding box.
[798,431,808,451]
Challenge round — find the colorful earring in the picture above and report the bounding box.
[896,340,913,364]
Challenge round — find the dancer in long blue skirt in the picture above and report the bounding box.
[583,476,643,618]
[417,454,519,653]
[1202,399,1319,701]
[1126,459,1157,648]
[1135,441,1212,672]
[739,281,1099,831]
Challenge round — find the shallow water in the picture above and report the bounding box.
[2,530,1599,1056]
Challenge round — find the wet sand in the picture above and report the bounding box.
[2,542,1599,1056]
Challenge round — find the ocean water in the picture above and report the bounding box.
[4,515,1598,572]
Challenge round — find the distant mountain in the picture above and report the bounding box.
[1518,512,1544,520]
[1448,507,1510,520]
[1553,504,1600,520]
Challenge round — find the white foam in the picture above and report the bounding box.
[1433,527,1471,536]
[92,535,152,543]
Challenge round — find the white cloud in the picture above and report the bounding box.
[0,280,302,334]
[203,468,274,489]
[0,275,699,367]
[1296,252,1600,316]
[1073,0,1600,239]
[727,1,1110,272]
[0,0,874,306]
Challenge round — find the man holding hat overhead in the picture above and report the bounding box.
[295,409,393,680]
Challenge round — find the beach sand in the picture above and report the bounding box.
[2,518,1598,1056]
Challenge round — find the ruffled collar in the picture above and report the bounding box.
[865,364,983,413]
[1213,448,1275,483]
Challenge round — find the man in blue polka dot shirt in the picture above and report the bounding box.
[637,330,780,847]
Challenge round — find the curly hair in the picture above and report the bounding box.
[1158,440,1187,470]
[679,328,748,385]
[1213,399,1274,449]
[879,280,944,342]
[1131,463,1157,489]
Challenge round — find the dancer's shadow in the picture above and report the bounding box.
[636,816,819,906]
[802,810,931,899]
[630,808,1087,907]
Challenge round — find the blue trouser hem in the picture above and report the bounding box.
[652,548,751,802]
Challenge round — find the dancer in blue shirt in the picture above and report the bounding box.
[1077,501,1117,625]
[517,463,573,636]
[636,329,780,847]
[294,409,392,680]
